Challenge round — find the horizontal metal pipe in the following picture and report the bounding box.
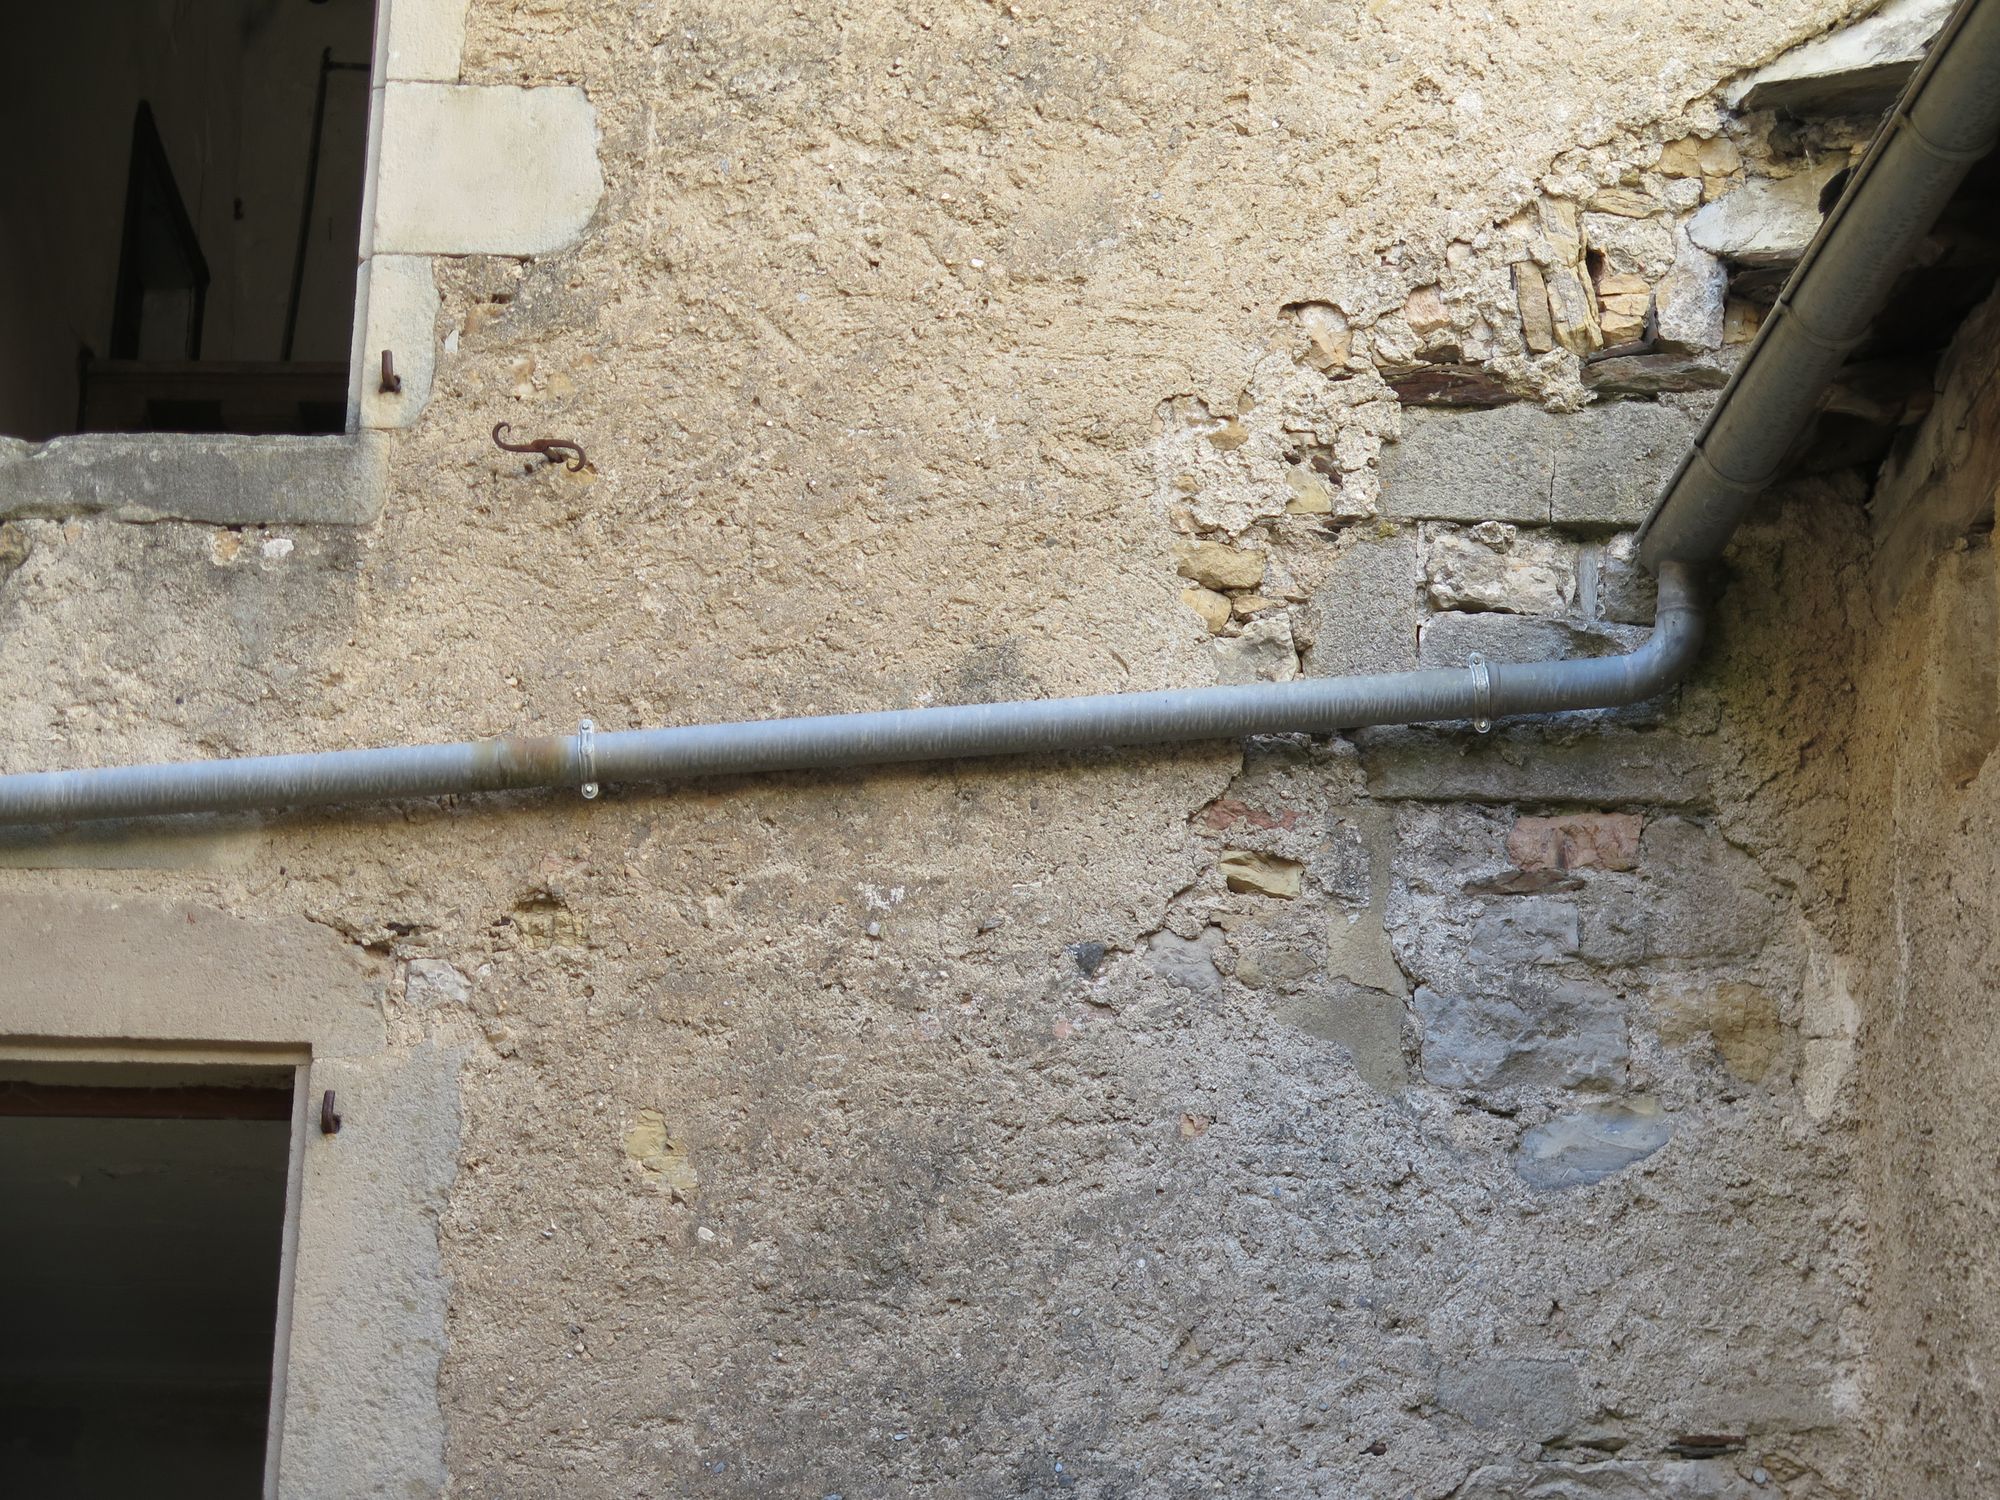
[0,567,1701,826]
[1637,0,2000,570]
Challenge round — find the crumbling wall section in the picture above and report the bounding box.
[0,1,1914,1496]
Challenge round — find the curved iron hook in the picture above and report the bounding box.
[492,422,587,472]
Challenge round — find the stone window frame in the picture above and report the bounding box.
[1,1039,315,1492]
[0,892,464,1497]
[0,0,602,529]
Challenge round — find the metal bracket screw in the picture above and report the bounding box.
[320,1089,342,1135]
[1466,652,1493,734]
[379,349,402,394]
[578,718,599,800]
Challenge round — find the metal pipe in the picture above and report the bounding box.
[0,568,1701,826]
[1637,0,2000,569]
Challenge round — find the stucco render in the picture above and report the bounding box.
[1789,290,2000,1498]
[0,0,1973,1496]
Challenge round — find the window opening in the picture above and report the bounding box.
[0,1060,300,1498]
[2,0,377,441]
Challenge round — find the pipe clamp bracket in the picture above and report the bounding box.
[1466,652,1493,734]
[578,718,599,800]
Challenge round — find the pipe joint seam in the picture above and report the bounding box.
[1891,106,2000,164]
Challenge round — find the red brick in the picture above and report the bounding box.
[1195,798,1300,833]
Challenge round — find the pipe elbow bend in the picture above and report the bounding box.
[1633,561,1706,700]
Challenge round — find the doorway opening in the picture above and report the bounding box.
[0,1059,302,1498]
[0,0,378,441]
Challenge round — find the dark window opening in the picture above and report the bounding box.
[1,1,376,441]
[0,1061,298,1499]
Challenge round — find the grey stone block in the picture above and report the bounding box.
[1576,817,1775,964]
[1418,611,1644,669]
[1358,724,1718,807]
[1300,530,1423,676]
[1379,405,1554,523]
[1550,401,1706,527]
[1435,1356,1586,1440]
[1380,401,1705,529]
[1459,1460,1760,1498]
[1147,927,1223,1000]
[1513,1097,1672,1190]
[1469,897,1580,966]
[0,432,386,525]
[1416,978,1627,1094]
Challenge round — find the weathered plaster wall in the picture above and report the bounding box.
[1791,287,2000,1500]
[0,1,1923,1496]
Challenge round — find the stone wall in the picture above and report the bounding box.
[0,1,1932,1495]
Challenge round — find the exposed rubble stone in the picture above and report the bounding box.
[1514,262,1558,354]
[1146,927,1224,1000]
[0,523,29,579]
[1212,615,1299,684]
[1470,893,1580,964]
[1656,135,1743,181]
[1386,364,1520,407]
[1657,980,1782,1082]
[1689,164,1846,268]
[1588,187,1659,220]
[1426,524,1577,616]
[1583,348,1740,397]
[1596,290,1649,346]
[1546,263,1603,355]
[1181,585,1231,633]
[1283,466,1336,514]
[1581,533,1660,625]
[1654,230,1729,353]
[1176,540,1266,591]
[403,958,471,1008]
[1220,849,1304,898]
[1403,283,1451,337]
[1577,818,1775,963]
[1284,300,1352,370]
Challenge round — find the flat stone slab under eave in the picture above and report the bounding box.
[0,432,386,524]
[1379,401,1704,528]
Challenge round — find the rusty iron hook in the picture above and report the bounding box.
[492,422,587,472]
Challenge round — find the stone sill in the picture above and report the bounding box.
[0,431,386,526]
